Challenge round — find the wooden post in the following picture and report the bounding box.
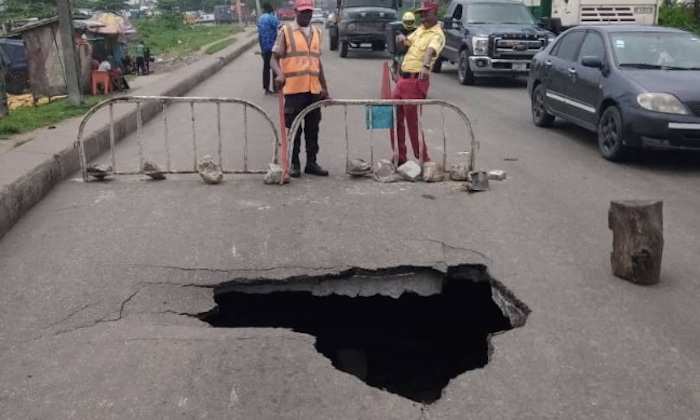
[608,200,664,285]
[0,57,8,118]
[57,0,83,105]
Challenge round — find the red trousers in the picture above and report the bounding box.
[392,75,431,163]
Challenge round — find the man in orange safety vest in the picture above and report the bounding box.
[270,0,330,178]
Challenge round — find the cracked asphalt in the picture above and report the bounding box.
[1,30,700,419]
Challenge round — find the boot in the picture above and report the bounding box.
[290,157,301,178]
[305,162,328,176]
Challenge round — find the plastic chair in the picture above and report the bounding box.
[91,71,113,96]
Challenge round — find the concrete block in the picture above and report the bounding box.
[397,161,421,182]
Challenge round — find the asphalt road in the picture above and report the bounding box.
[1,27,699,419]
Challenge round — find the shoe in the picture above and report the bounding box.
[264,89,274,96]
[289,164,301,178]
[305,162,329,176]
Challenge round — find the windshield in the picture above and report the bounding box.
[464,3,535,25]
[343,0,394,8]
[611,31,700,69]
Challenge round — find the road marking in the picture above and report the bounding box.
[669,122,700,130]
[546,91,596,114]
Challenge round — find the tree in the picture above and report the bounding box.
[91,0,129,11]
[2,0,58,20]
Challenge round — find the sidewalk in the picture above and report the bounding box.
[0,28,259,238]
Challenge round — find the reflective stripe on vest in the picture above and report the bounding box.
[281,25,322,95]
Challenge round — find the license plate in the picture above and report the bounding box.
[513,63,527,71]
[634,6,654,14]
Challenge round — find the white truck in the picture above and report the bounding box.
[522,0,661,33]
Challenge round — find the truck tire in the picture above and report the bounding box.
[330,35,338,51]
[432,58,443,74]
[457,50,475,85]
[340,41,349,58]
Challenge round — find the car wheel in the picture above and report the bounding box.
[598,106,629,161]
[432,58,442,73]
[457,50,475,85]
[532,84,555,127]
[330,35,338,51]
[340,41,349,58]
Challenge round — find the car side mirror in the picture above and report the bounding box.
[581,56,604,69]
[443,17,457,29]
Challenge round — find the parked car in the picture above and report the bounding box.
[528,25,700,161]
[311,8,325,25]
[437,0,556,85]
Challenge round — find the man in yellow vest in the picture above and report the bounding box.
[270,0,330,178]
[393,1,445,165]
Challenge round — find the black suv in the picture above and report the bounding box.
[436,0,555,85]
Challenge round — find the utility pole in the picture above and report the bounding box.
[255,0,262,19]
[57,0,83,105]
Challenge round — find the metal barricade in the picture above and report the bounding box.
[286,99,477,176]
[76,96,280,182]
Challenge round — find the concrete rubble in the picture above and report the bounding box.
[86,164,112,180]
[466,171,490,192]
[142,160,166,180]
[397,161,422,182]
[347,158,372,177]
[264,163,290,185]
[197,155,223,184]
[422,162,445,183]
[488,170,507,181]
[374,159,402,183]
[449,163,470,181]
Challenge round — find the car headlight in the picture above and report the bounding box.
[471,37,488,56]
[637,93,689,115]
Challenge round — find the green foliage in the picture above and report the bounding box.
[132,19,243,55]
[2,0,57,20]
[205,38,236,54]
[0,96,105,137]
[659,4,700,34]
[90,0,130,11]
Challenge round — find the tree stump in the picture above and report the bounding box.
[608,200,663,285]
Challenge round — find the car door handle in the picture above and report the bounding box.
[545,60,552,67]
[568,67,577,75]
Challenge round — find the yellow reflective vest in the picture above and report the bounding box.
[281,25,322,95]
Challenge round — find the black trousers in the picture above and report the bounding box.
[284,92,322,165]
[262,51,274,92]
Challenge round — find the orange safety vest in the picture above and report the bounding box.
[280,24,322,95]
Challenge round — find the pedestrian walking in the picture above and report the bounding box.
[144,44,152,74]
[392,1,445,165]
[270,0,330,178]
[258,2,280,96]
[135,40,146,76]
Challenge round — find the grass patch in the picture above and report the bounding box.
[0,96,106,137]
[133,19,244,56]
[205,37,237,55]
[659,4,700,34]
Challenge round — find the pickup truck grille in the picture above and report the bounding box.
[490,35,545,59]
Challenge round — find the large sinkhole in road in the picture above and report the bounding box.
[205,264,530,404]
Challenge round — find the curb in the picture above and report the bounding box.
[0,34,259,239]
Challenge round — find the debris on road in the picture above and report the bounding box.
[609,200,664,285]
[374,159,402,183]
[86,164,112,180]
[264,163,290,185]
[347,158,372,177]
[449,163,469,181]
[503,157,519,162]
[466,171,490,192]
[422,162,445,182]
[488,170,507,181]
[142,160,166,180]
[197,155,223,184]
[397,161,421,182]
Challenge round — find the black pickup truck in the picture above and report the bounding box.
[436,0,556,85]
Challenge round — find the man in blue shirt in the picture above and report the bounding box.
[257,2,280,95]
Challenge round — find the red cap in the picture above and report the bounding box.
[416,1,440,12]
[295,0,314,11]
